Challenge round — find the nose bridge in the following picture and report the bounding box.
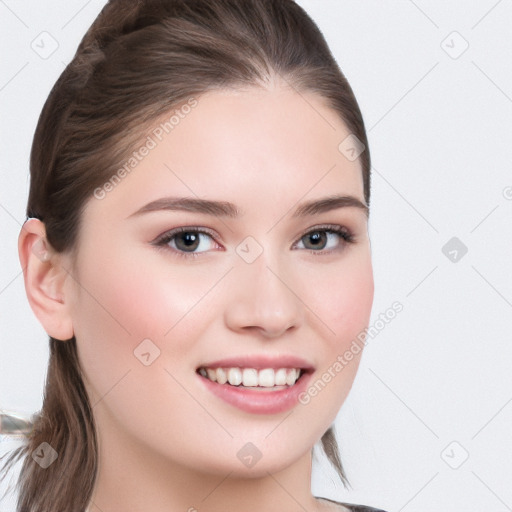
[224,239,303,337]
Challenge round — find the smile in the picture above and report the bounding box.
[196,362,313,414]
[198,367,302,388]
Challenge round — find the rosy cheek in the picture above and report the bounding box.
[74,252,219,359]
[312,258,373,345]
[339,268,374,326]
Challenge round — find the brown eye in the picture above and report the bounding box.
[174,232,201,252]
[294,225,355,254]
[301,231,328,250]
[153,227,219,258]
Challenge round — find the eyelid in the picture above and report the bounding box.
[294,223,353,242]
[151,226,221,250]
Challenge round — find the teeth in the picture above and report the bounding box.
[216,367,227,385]
[274,368,287,386]
[227,368,242,386]
[258,368,274,387]
[286,368,298,386]
[199,367,302,387]
[242,368,258,387]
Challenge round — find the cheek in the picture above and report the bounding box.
[335,266,374,343]
[69,255,204,432]
[303,250,374,349]
[296,257,373,426]
[70,249,226,392]
[73,245,216,339]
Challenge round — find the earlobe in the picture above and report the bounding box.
[18,218,74,341]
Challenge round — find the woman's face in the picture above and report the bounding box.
[63,84,374,476]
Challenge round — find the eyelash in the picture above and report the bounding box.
[151,224,356,259]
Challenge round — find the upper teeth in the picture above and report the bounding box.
[198,367,302,387]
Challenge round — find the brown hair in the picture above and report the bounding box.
[1,0,370,509]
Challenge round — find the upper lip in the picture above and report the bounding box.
[197,355,315,371]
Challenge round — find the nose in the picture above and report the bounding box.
[223,251,304,339]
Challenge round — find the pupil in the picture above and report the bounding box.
[180,232,198,249]
[307,231,325,249]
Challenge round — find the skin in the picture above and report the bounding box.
[19,81,374,512]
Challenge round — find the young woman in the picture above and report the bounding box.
[1,1,386,511]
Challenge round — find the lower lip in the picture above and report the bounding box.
[197,371,313,414]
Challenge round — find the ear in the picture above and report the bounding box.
[18,218,74,341]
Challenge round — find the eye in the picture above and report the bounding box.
[152,223,356,259]
[293,224,355,254]
[152,227,220,258]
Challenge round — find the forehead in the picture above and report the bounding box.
[83,85,365,224]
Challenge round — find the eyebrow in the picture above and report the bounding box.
[128,194,369,219]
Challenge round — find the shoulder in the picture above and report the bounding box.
[316,496,389,512]
[341,505,389,512]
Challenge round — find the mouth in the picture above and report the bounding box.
[197,366,307,390]
[195,355,315,413]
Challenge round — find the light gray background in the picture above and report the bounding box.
[1,1,511,511]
